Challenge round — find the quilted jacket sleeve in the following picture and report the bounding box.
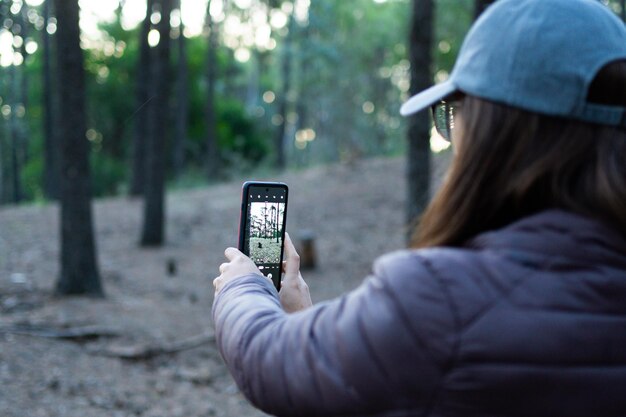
[211,250,457,417]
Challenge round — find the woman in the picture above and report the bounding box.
[213,0,626,415]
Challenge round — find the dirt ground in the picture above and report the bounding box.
[0,154,451,417]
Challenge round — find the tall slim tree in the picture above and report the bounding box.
[42,0,59,200]
[9,62,21,203]
[5,6,26,204]
[19,5,29,164]
[141,0,173,246]
[130,0,154,196]
[0,102,5,204]
[173,0,188,177]
[0,64,7,203]
[406,0,434,241]
[54,0,103,295]
[293,16,311,167]
[274,9,295,171]
[204,0,220,179]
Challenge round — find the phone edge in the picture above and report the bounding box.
[238,181,289,292]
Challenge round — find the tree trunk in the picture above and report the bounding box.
[173,0,188,177]
[140,0,173,246]
[474,0,496,19]
[6,10,26,204]
[10,130,20,203]
[246,50,261,113]
[0,68,7,203]
[204,0,220,180]
[43,0,59,200]
[293,20,310,167]
[130,0,153,196]
[371,47,388,155]
[19,5,29,165]
[406,0,434,242]
[9,64,22,203]
[274,10,295,171]
[54,0,103,296]
[0,114,5,204]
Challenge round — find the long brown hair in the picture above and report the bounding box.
[412,61,626,248]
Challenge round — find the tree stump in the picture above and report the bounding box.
[167,258,177,276]
[297,230,317,270]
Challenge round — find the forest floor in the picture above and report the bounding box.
[0,153,451,417]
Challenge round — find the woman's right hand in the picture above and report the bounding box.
[280,233,313,313]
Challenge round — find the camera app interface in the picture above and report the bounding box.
[244,186,287,283]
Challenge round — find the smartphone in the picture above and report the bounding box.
[238,181,288,291]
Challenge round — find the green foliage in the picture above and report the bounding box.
[90,148,127,196]
[14,43,45,202]
[217,99,268,165]
[185,36,266,173]
[434,0,473,74]
[21,152,43,202]
[3,0,490,204]
[85,23,136,163]
[80,14,265,194]
[294,0,411,163]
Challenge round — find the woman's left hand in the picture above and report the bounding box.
[213,247,269,294]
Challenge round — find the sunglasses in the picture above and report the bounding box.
[431,94,464,142]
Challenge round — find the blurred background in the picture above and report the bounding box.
[0,0,624,416]
[0,0,624,202]
[0,0,470,203]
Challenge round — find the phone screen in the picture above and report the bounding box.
[240,183,288,289]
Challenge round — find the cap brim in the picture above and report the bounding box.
[400,81,457,116]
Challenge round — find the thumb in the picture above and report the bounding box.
[283,233,301,279]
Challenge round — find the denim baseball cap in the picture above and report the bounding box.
[400,0,626,128]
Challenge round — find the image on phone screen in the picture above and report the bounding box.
[241,184,287,287]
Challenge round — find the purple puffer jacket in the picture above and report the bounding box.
[212,210,626,417]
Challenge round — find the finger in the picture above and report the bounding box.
[224,247,243,261]
[213,276,220,289]
[283,233,300,279]
[219,263,229,274]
